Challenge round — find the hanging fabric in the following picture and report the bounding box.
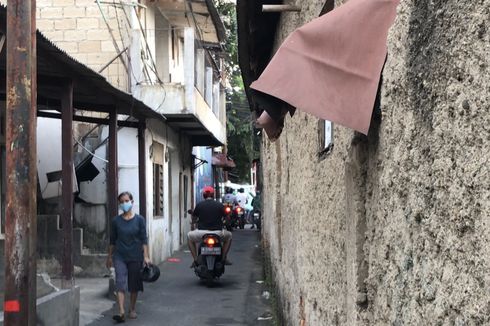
[251,0,400,137]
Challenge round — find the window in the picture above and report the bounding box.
[153,163,164,217]
[171,28,176,61]
[152,142,164,218]
[319,119,334,158]
[317,0,335,160]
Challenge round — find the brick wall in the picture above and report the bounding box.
[22,0,131,91]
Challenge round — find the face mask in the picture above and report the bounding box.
[120,202,133,213]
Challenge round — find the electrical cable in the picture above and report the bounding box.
[95,0,129,73]
[118,1,168,111]
[113,0,143,89]
[73,136,109,163]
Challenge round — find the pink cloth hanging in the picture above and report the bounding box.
[251,0,400,136]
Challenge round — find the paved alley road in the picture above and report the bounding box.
[88,228,273,326]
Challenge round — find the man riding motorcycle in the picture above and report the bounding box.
[187,186,233,267]
[222,187,238,206]
[250,190,262,229]
[221,187,237,230]
[236,188,248,209]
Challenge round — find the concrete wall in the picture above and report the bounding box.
[260,0,490,325]
[145,119,193,264]
[0,287,80,326]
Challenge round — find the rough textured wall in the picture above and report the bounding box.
[261,0,490,325]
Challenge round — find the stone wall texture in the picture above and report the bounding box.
[260,0,490,325]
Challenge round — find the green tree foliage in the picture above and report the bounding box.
[216,0,259,183]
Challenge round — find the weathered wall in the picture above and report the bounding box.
[31,0,129,90]
[146,119,194,265]
[261,0,490,325]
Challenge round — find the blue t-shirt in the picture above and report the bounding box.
[110,214,148,262]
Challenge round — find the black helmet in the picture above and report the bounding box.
[140,264,160,283]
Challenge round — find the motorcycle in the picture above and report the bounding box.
[235,206,245,229]
[223,204,234,231]
[194,234,225,280]
[252,210,261,230]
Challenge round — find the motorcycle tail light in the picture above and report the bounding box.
[236,207,242,213]
[204,237,216,246]
[225,207,231,214]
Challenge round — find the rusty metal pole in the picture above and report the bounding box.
[108,109,118,219]
[28,0,37,322]
[61,81,74,289]
[138,122,147,218]
[5,0,37,324]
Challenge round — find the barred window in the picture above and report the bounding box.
[152,141,165,218]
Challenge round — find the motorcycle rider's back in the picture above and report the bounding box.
[188,199,232,242]
[194,200,224,230]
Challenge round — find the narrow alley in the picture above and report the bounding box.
[0,0,488,325]
[87,229,273,326]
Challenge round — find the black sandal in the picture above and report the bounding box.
[112,314,125,323]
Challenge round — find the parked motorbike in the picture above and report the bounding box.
[194,234,225,280]
[223,204,234,231]
[235,206,245,229]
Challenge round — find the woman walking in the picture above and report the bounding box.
[106,191,151,323]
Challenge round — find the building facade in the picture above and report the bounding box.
[239,0,490,325]
[0,0,227,266]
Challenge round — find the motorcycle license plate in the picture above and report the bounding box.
[201,247,221,255]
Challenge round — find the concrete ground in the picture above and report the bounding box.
[84,227,273,326]
[78,278,114,325]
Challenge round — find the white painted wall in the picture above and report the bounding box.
[37,117,78,199]
[73,120,192,262]
[170,33,185,84]
[78,137,107,205]
[155,12,171,83]
[117,127,140,214]
[144,119,193,264]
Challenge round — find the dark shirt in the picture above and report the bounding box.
[252,194,262,210]
[110,214,148,262]
[193,199,224,231]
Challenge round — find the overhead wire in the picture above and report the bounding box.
[112,0,144,88]
[106,1,168,116]
[95,0,129,73]
[73,136,109,163]
[185,0,225,88]
[123,1,169,111]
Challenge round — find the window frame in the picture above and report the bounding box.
[153,163,164,218]
[318,119,334,159]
